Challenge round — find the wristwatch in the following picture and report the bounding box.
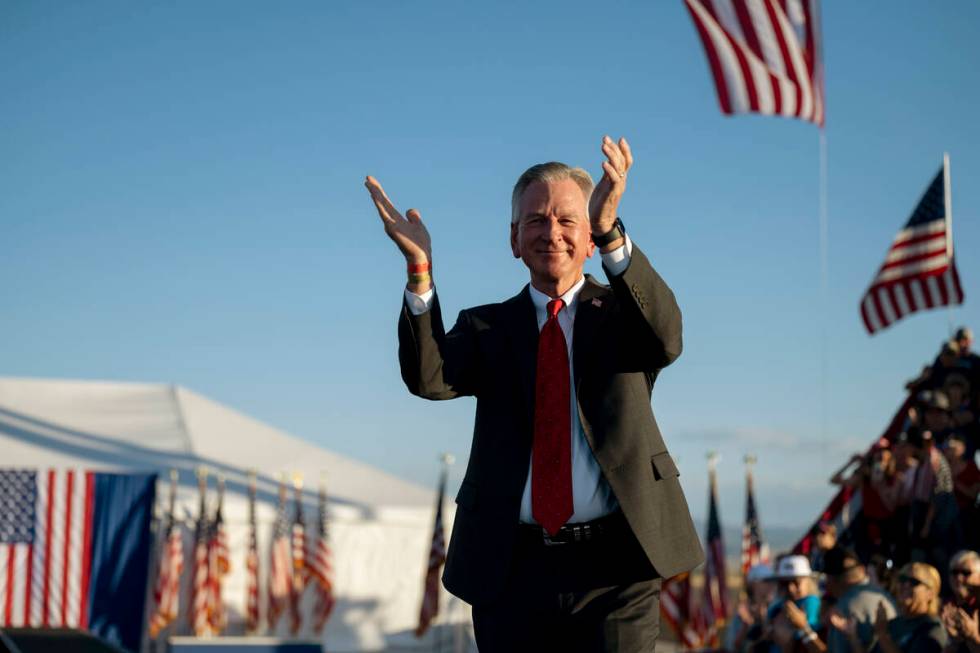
[592,217,625,247]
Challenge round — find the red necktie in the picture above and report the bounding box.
[532,298,573,536]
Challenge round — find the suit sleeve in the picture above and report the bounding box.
[602,242,683,371]
[398,293,479,400]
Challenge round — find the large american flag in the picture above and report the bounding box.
[0,469,94,628]
[189,473,211,636]
[148,472,184,638]
[684,0,825,126]
[860,160,963,335]
[415,467,447,638]
[741,463,770,577]
[267,479,291,629]
[0,469,156,652]
[244,473,261,634]
[309,483,336,634]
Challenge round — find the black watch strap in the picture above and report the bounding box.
[592,217,625,247]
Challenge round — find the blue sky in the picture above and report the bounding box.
[3,1,979,532]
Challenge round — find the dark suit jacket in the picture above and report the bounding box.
[398,244,704,605]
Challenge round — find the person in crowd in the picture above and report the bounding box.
[919,390,956,445]
[944,434,980,547]
[811,522,838,574]
[822,547,898,653]
[908,342,961,393]
[901,426,961,572]
[831,562,946,653]
[727,563,778,653]
[953,327,980,384]
[830,441,896,561]
[941,550,980,653]
[766,556,822,652]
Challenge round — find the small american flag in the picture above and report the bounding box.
[684,0,825,126]
[289,480,307,634]
[148,471,184,638]
[207,478,230,634]
[701,459,729,648]
[415,467,447,638]
[309,483,336,633]
[267,479,291,629]
[189,473,211,636]
[661,573,703,649]
[244,473,261,634]
[861,158,963,334]
[741,463,770,577]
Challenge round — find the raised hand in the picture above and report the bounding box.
[588,135,633,237]
[364,176,432,265]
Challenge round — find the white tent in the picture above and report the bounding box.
[0,376,472,652]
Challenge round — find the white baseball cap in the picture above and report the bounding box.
[774,555,813,579]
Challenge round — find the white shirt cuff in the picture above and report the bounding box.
[404,287,435,315]
[600,233,633,277]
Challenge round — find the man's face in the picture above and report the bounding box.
[510,178,595,293]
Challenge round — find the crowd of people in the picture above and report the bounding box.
[723,327,980,653]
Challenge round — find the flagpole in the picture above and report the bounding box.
[818,129,829,444]
[943,152,954,336]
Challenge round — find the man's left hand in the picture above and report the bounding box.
[589,135,633,242]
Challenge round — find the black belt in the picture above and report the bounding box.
[518,511,627,546]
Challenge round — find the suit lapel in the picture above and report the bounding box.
[572,275,612,389]
[501,286,539,429]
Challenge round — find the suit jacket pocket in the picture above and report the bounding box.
[651,452,679,481]
[455,480,477,509]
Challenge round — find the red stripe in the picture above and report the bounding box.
[870,289,891,328]
[880,249,947,272]
[733,0,782,111]
[23,546,33,625]
[764,0,803,117]
[951,263,964,302]
[41,470,55,626]
[886,284,906,322]
[860,294,875,334]
[920,277,936,309]
[78,472,95,629]
[800,0,824,125]
[684,0,733,114]
[892,230,946,247]
[932,270,950,305]
[700,1,761,111]
[61,470,74,626]
[4,546,15,624]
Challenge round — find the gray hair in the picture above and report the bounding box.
[511,162,593,223]
[950,550,980,572]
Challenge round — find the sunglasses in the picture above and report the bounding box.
[950,568,974,578]
[898,575,925,587]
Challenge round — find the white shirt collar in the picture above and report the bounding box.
[528,276,587,323]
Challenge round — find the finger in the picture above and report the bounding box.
[620,137,633,172]
[365,176,403,224]
[406,208,422,224]
[602,161,626,185]
[602,139,626,174]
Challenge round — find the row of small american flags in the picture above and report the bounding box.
[661,456,771,650]
[146,469,336,639]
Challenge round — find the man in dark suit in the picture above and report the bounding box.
[365,136,703,651]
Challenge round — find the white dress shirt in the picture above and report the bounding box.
[405,236,633,524]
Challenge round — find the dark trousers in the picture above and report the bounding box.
[472,513,661,652]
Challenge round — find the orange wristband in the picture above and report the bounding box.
[408,262,431,274]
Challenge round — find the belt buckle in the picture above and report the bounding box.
[542,529,567,546]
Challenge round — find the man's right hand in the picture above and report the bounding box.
[365,175,433,292]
